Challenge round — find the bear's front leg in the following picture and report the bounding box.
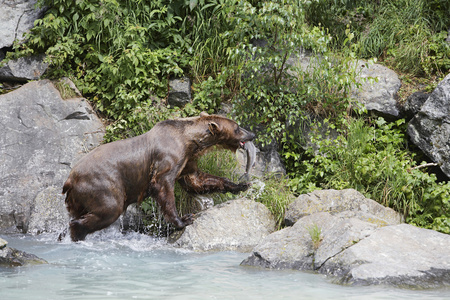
[178,171,250,195]
[150,180,194,229]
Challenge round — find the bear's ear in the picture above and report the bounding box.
[200,111,209,118]
[208,122,220,135]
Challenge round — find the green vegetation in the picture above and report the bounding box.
[307,224,323,251]
[292,117,450,233]
[305,0,450,76]
[11,0,449,233]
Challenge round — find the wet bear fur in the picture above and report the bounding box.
[62,112,255,241]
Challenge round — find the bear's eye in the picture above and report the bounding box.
[234,126,240,134]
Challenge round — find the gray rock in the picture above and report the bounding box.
[0,54,48,82]
[241,212,377,271]
[169,199,276,252]
[284,189,403,227]
[400,91,429,121]
[0,0,47,48]
[321,224,450,288]
[27,186,70,234]
[0,237,7,249]
[168,76,191,107]
[0,245,47,267]
[0,80,104,233]
[242,212,450,288]
[352,61,401,118]
[407,73,450,178]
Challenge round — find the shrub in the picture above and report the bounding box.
[13,0,189,123]
[290,116,450,233]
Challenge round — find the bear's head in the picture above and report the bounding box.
[199,112,255,152]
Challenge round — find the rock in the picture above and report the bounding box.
[400,91,429,121]
[242,212,450,288]
[0,237,7,249]
[168,76,191,107]
[241,212,378,271]
[0,80,104,233]
[407,73,450,178]
[27,186,70,234]
[284,189,403,227]
[0,245,47,267]
[352,61,402,118]
[0,54,48,82]
[0,0,47,49]
[169,199,276,252]
[320,224,450,288]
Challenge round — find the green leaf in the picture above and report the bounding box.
[190,0,198,11]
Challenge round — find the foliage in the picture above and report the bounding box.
[12,0,189,124]
[231,0,327,149]
[244,175,294,229]
[185,0,243,84]
[192,72,230,114]
[232,19,368,175]
[290,117,450,233]
[303,0,450,75]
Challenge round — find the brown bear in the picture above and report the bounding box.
[62,112,255,241]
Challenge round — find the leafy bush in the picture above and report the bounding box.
[291,117,450,233]
[13,0,189,123]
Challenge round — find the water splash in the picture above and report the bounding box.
[243,178,266,200]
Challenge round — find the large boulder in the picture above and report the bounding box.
[284,189,403,226]
[241,212,450,288]
[241,212,378,271]
[0,0,46,49]
[169,199,276,252]
[0,80,104,234]
[407,73,450,178]
[320,224,450,288]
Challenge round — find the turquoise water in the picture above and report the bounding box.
[1,230,448,300]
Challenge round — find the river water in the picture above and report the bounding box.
[1,229,448,300]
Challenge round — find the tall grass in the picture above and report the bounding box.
[304,0,450,75]
[358,0,446,75]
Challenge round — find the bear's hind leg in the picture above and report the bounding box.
[69,210,121,242]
